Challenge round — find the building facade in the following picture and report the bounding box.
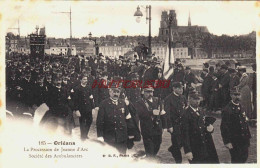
[192,48,208,59]
[45,45,76,56]
[151,43,168,61]
[99,42,134,59]
[5,33,19,54]
[173,47,190,59]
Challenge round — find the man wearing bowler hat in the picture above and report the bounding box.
[221,88,251,163]
[164,82,187,163]
[219,64,231,108]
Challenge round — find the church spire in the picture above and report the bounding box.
[188,11,191,26]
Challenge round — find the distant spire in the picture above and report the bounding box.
[188,11,191,26]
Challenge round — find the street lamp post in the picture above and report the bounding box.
[134,5,152,59]
[168,12,173,63]
[88,32,99,56]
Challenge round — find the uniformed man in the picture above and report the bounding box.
[96,83,133,154]
[133,85,167,158]
[182,92,219,163]
[220,88,251,163]
[164,82,187,163]
[74,74,95,140]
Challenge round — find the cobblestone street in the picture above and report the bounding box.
[72,112,257,164]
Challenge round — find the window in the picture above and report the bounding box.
[166,30,168,34]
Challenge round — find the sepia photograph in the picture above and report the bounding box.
[0,0,258,167]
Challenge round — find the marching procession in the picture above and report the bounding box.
[5,52,256,163]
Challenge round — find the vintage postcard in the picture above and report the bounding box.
[0,0,259,168]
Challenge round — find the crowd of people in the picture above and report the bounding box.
[5,53,256,163]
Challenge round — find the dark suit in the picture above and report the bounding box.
[134,97,167,157]
[182,106,219,163]
[164,93,186,163]
[6,77,19,113]
[143,66,159,82]
[221,101,251,163]
[96,98,131,154]
[173,69,185,84]
[210,71,222,110]
[252,72,256,119]
[32,84,47,107]
[62,82,76,134]
[126,87,142,104]
[74,84,95,140]
[229,75,240,89]
[201,73,214,109]
[94,79,110,107]
[19,78,35,115]
[41,86,71,131]
[220,71,231,107]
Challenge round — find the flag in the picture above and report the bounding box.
[33,103,49,128]
[163,46,175,80]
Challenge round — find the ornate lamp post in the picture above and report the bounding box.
[88,32,99,56]
[134,5,152,59]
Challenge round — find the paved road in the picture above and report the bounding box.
[72,112,257,164]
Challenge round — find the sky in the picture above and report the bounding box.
[2,1,259,38]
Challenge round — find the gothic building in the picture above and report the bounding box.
[158,10,209,41]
